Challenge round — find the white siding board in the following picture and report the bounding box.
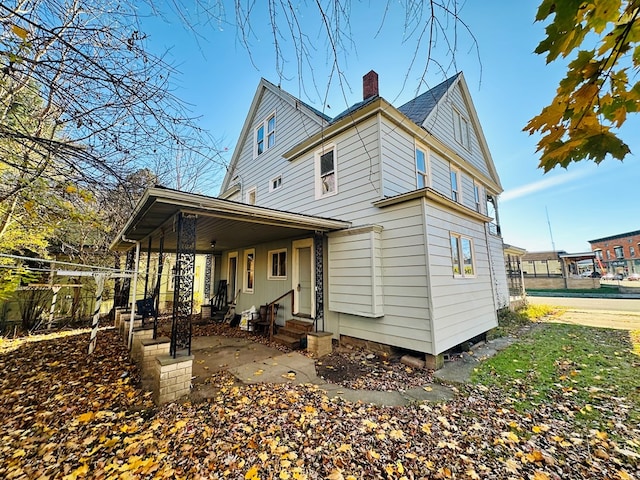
[430,151,451,195]
[380,121,417,197]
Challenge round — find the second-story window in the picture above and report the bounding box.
[614,246,624,259]
[474,182,482,213]
[415,147,428,188]
[450,168,460,202]
[315,144,337,198]
[630,246,636,257]
[255,112,276,157]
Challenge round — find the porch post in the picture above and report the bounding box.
[204,254,212,304]
[152,235,164,340]
[143,237,152,298]
[119,250,135,308]
[170,212,197,357]
[314,231,324,332]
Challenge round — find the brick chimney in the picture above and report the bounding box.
[363,70,379,100]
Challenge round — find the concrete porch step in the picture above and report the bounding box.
[286,319,314,332]
[273,333,300,349]
[278,327,308,340]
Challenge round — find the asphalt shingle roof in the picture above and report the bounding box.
[397,73,461,125]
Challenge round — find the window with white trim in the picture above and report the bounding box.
[450,168,461,202]
[415,146,428,188]
[473,182,482,213]
[450,234,475,277]
[254,112,276,157]
[269,175,282,192]
[315,144,337,198]
[246,186,257,205]
[244,249,255,293]
[614,246,624,259]
[268,249,287,279]
[453,108,470,149]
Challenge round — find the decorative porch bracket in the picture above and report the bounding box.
[314,231,324,332]
[170,212,197,357]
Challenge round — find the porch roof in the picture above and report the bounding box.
[110,187,351,254]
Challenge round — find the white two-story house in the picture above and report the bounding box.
[216,70,507,366]
[113,70,508,366]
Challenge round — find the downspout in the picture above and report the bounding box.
[121,236,141,349]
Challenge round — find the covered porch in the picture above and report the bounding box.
[110,187,350,403]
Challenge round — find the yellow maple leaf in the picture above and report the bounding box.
[390,429,405,441]
[78,412,95,423]
[62,463,89,480]
[367,449,380,461]
[617,470,632,480]
[279,470,291,480]
[336,444,352,453]
[421,423,432,434]
[11,24,28,39]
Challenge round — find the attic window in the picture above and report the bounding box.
[255,112,276,157]
[453,108,470,150]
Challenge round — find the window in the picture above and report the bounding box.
[268,249,287,279]
[255,112,276,157]
[594,249,603,260]
[473,182,482,213]
[630,246,636,257]
[267,115,276,148]
[453,108,470,149]
[450,168,460,202]
[315,144,337,198]
[246,186,257,205]
[450,234,475,277]
[614,246,624,259]
[606,250,611,260]
[244,249,255,293]
[415,147,428,188]
[270,175,282,192]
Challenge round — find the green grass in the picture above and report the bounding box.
[473,323,640,433]
[526,285,620,295]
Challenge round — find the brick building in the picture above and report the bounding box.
[588,230,640,275]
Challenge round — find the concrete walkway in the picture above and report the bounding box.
[189,335,517,406]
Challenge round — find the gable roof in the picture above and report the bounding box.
[220,78,330,193]
[397,73,461,125]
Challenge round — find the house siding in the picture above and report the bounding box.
[487,231,509,309]
[380,122,416,197]
[336,200,433,354]
[221,238,306,327]
[328,227,383,318]
[425,201,498,354]
[231,87,325,209]
[422,82,491,178]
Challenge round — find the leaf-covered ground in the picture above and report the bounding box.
[1,325,639,479]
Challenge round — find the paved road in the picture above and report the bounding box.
[528,296,640,330]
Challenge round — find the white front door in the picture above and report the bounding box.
[292,238,314,318]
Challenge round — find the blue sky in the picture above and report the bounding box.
[141,1,639,254]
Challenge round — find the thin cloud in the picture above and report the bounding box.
[501,169,590,202]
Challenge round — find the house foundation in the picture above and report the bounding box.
[425,353,444,370]
[154,354,193,405]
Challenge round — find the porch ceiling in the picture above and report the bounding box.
[109,187,351,254]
